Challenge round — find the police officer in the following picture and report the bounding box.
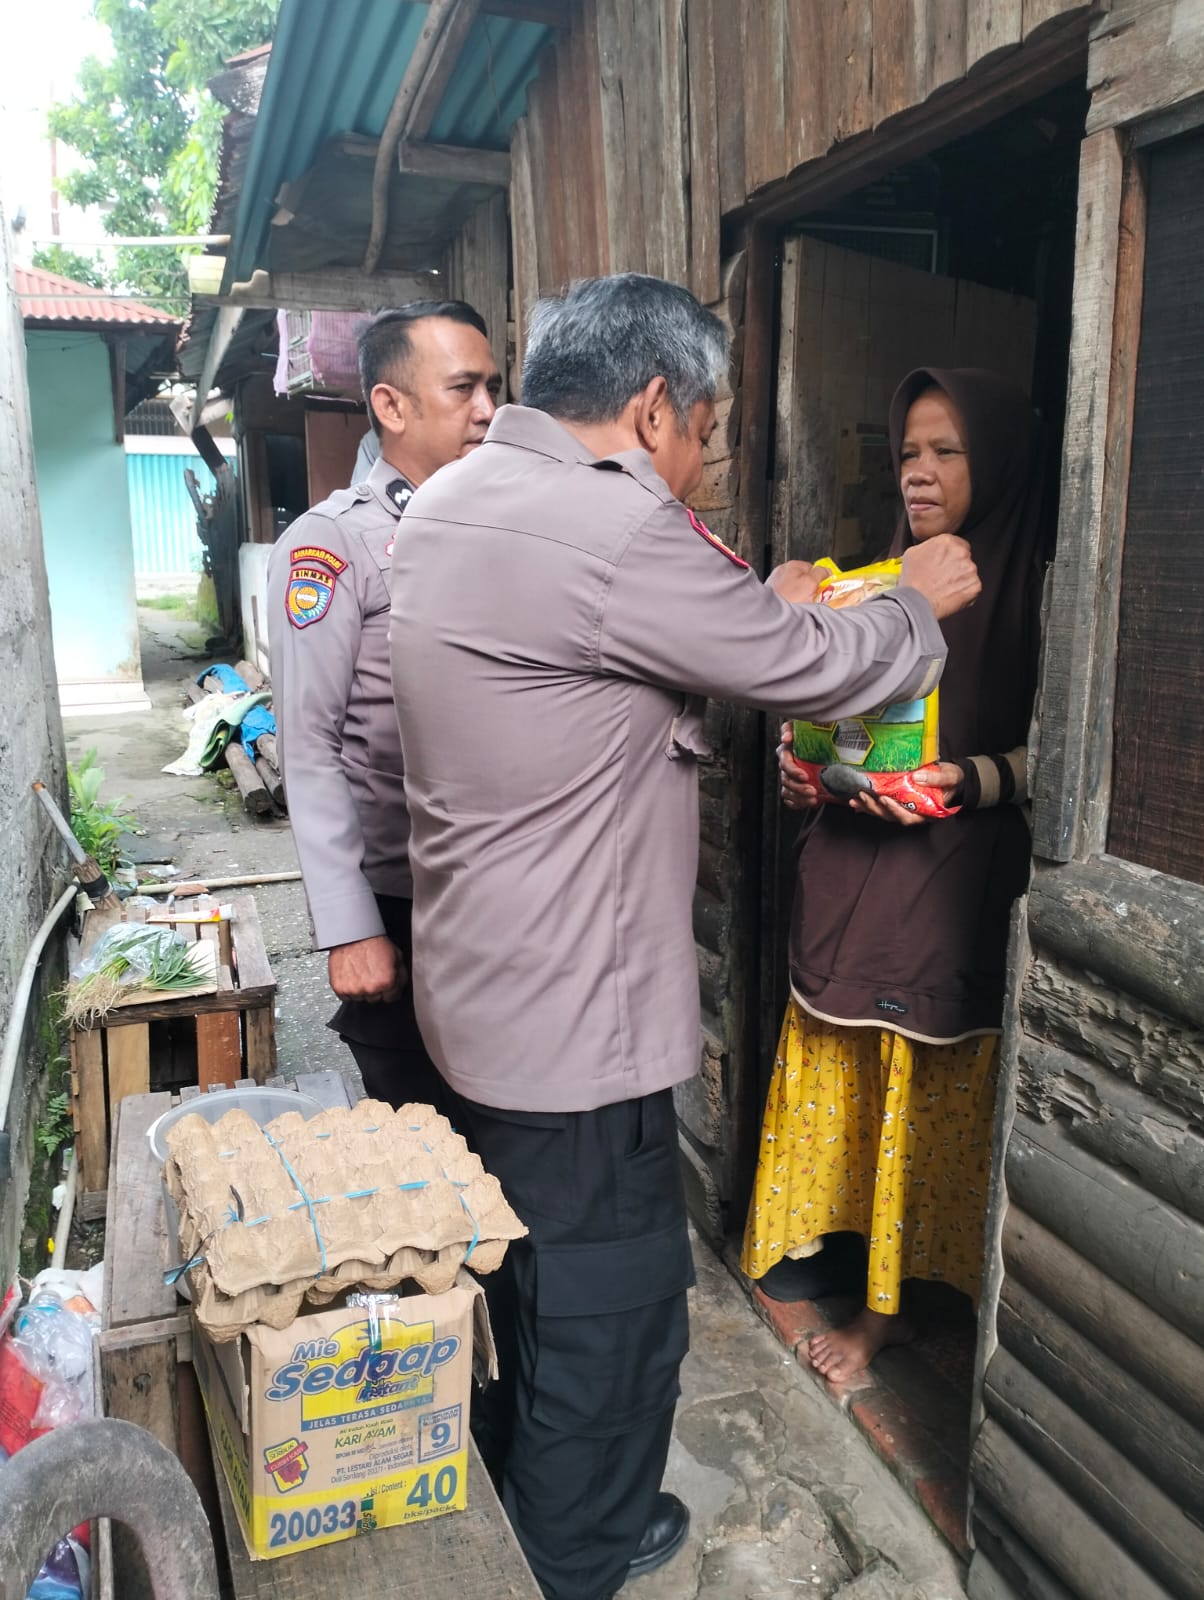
[389,275,981,1600]
[267,302,501,1107]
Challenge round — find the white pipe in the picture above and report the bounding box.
[0,883,78,1135]
[53,1146,78,1260]
[135,870,302,895]
[29,235,231,248]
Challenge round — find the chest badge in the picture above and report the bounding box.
[687,508,748,568]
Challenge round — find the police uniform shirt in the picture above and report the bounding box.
[390,405,947,1114]
[267,455,415,950]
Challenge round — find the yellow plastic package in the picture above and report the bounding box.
[792,557,956,819]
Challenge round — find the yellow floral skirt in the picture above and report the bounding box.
[740,1000,999,1313]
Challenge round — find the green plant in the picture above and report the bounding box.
[35,1091,73,1161]
[67,749,137,873]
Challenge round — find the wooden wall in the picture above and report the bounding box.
[509,0,1096,323]
[968,4,1204,1597]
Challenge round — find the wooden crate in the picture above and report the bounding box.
[71,894,277,1216]
[98,1076,538,1600]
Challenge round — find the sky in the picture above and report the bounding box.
[0,0,110,258]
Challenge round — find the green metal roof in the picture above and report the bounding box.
[226,0,552,287]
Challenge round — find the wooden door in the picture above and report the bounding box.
[761,237,1038,1091]
[966,7,1204,1598]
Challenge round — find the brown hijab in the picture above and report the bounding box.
[888,367,1047,758]
[788,368,1049,1042]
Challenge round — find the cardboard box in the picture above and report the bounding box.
[191,1275,495,1560]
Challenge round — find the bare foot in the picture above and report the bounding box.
[808,1307,915,1384]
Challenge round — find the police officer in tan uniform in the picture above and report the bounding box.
[390,276,981,1600]
[268,302,501,1106]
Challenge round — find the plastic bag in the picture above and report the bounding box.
[27,1535,90,1600]
[9,1292,98,1433]
[792,555,958,821]
[71,923,191,987]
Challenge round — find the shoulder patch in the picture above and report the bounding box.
[687,508,749,569]
[286,558,340,629]
[290,544,347,574]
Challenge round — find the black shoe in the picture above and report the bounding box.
[627,1492,689,1581]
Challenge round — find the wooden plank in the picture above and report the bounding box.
[996,1276,1204,1516]
[1086,0,1204,133]
[578,0,611,276]
[196,1009,242,1090]
[632,0,668,274]
[983,1349,1204,1596]
[1005,1115,1204,1344]
[660,0,690,286]
[525,63,566,289]
[233,659,266,692]
[213,268,441,314]
[1023,0,1081,37]
[253,754,285,808]
[553,23,585,279]
[872,0,925,126]
[214,1431,540,1598]
[1002,1207,1204,1434]
[105,1023,150,1113]
[970,1499,1091,1600]
[73,1026,108,1199]
[1026,856,1204,1030]
[926,0,967,94]
[712,0,746,214]
[405,0,484,141]
[243,1006,276,1085]
[1018,953,1204,1130]
[1014,1035,1204,1222]
[1029,129,1124,861]
[686,0,720,303]
[229,893,276,998]
[971,1420,1176,1600]
[966,0,1023,72]
[743,0,786,195]
[563,6,600,277]
[225,742,273,816]
[594,0,636,273]
[102,1091,175,1330]
[509,118,539,384]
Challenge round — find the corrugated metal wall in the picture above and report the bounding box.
[126,450,223,578]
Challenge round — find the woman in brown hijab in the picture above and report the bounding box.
[741,367,1048,1383]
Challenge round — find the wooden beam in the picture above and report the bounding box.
[397,138,510,186]
[188,304,244,432]
[407,1,482,140]
[208,268,441,313]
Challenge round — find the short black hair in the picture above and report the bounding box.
[357,300,488,434]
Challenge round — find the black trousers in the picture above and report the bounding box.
[327,895,451,1116]
[453,1088,693,1600]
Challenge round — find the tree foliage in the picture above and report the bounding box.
[48,0,278,311]
[31,244,109,289]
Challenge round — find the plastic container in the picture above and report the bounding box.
[148,1086,325,1300]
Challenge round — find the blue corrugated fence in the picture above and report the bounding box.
[127,450,232,578]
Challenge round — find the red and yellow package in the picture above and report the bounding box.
[793,557,957,820]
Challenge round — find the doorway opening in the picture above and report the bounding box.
[746,75,1089,1550]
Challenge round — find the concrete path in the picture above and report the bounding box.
[63,606,967,1600]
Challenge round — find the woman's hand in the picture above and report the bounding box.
[848,761,963,826]
[778,722,821,810]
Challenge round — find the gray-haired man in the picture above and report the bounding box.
[390,275,980,1600]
